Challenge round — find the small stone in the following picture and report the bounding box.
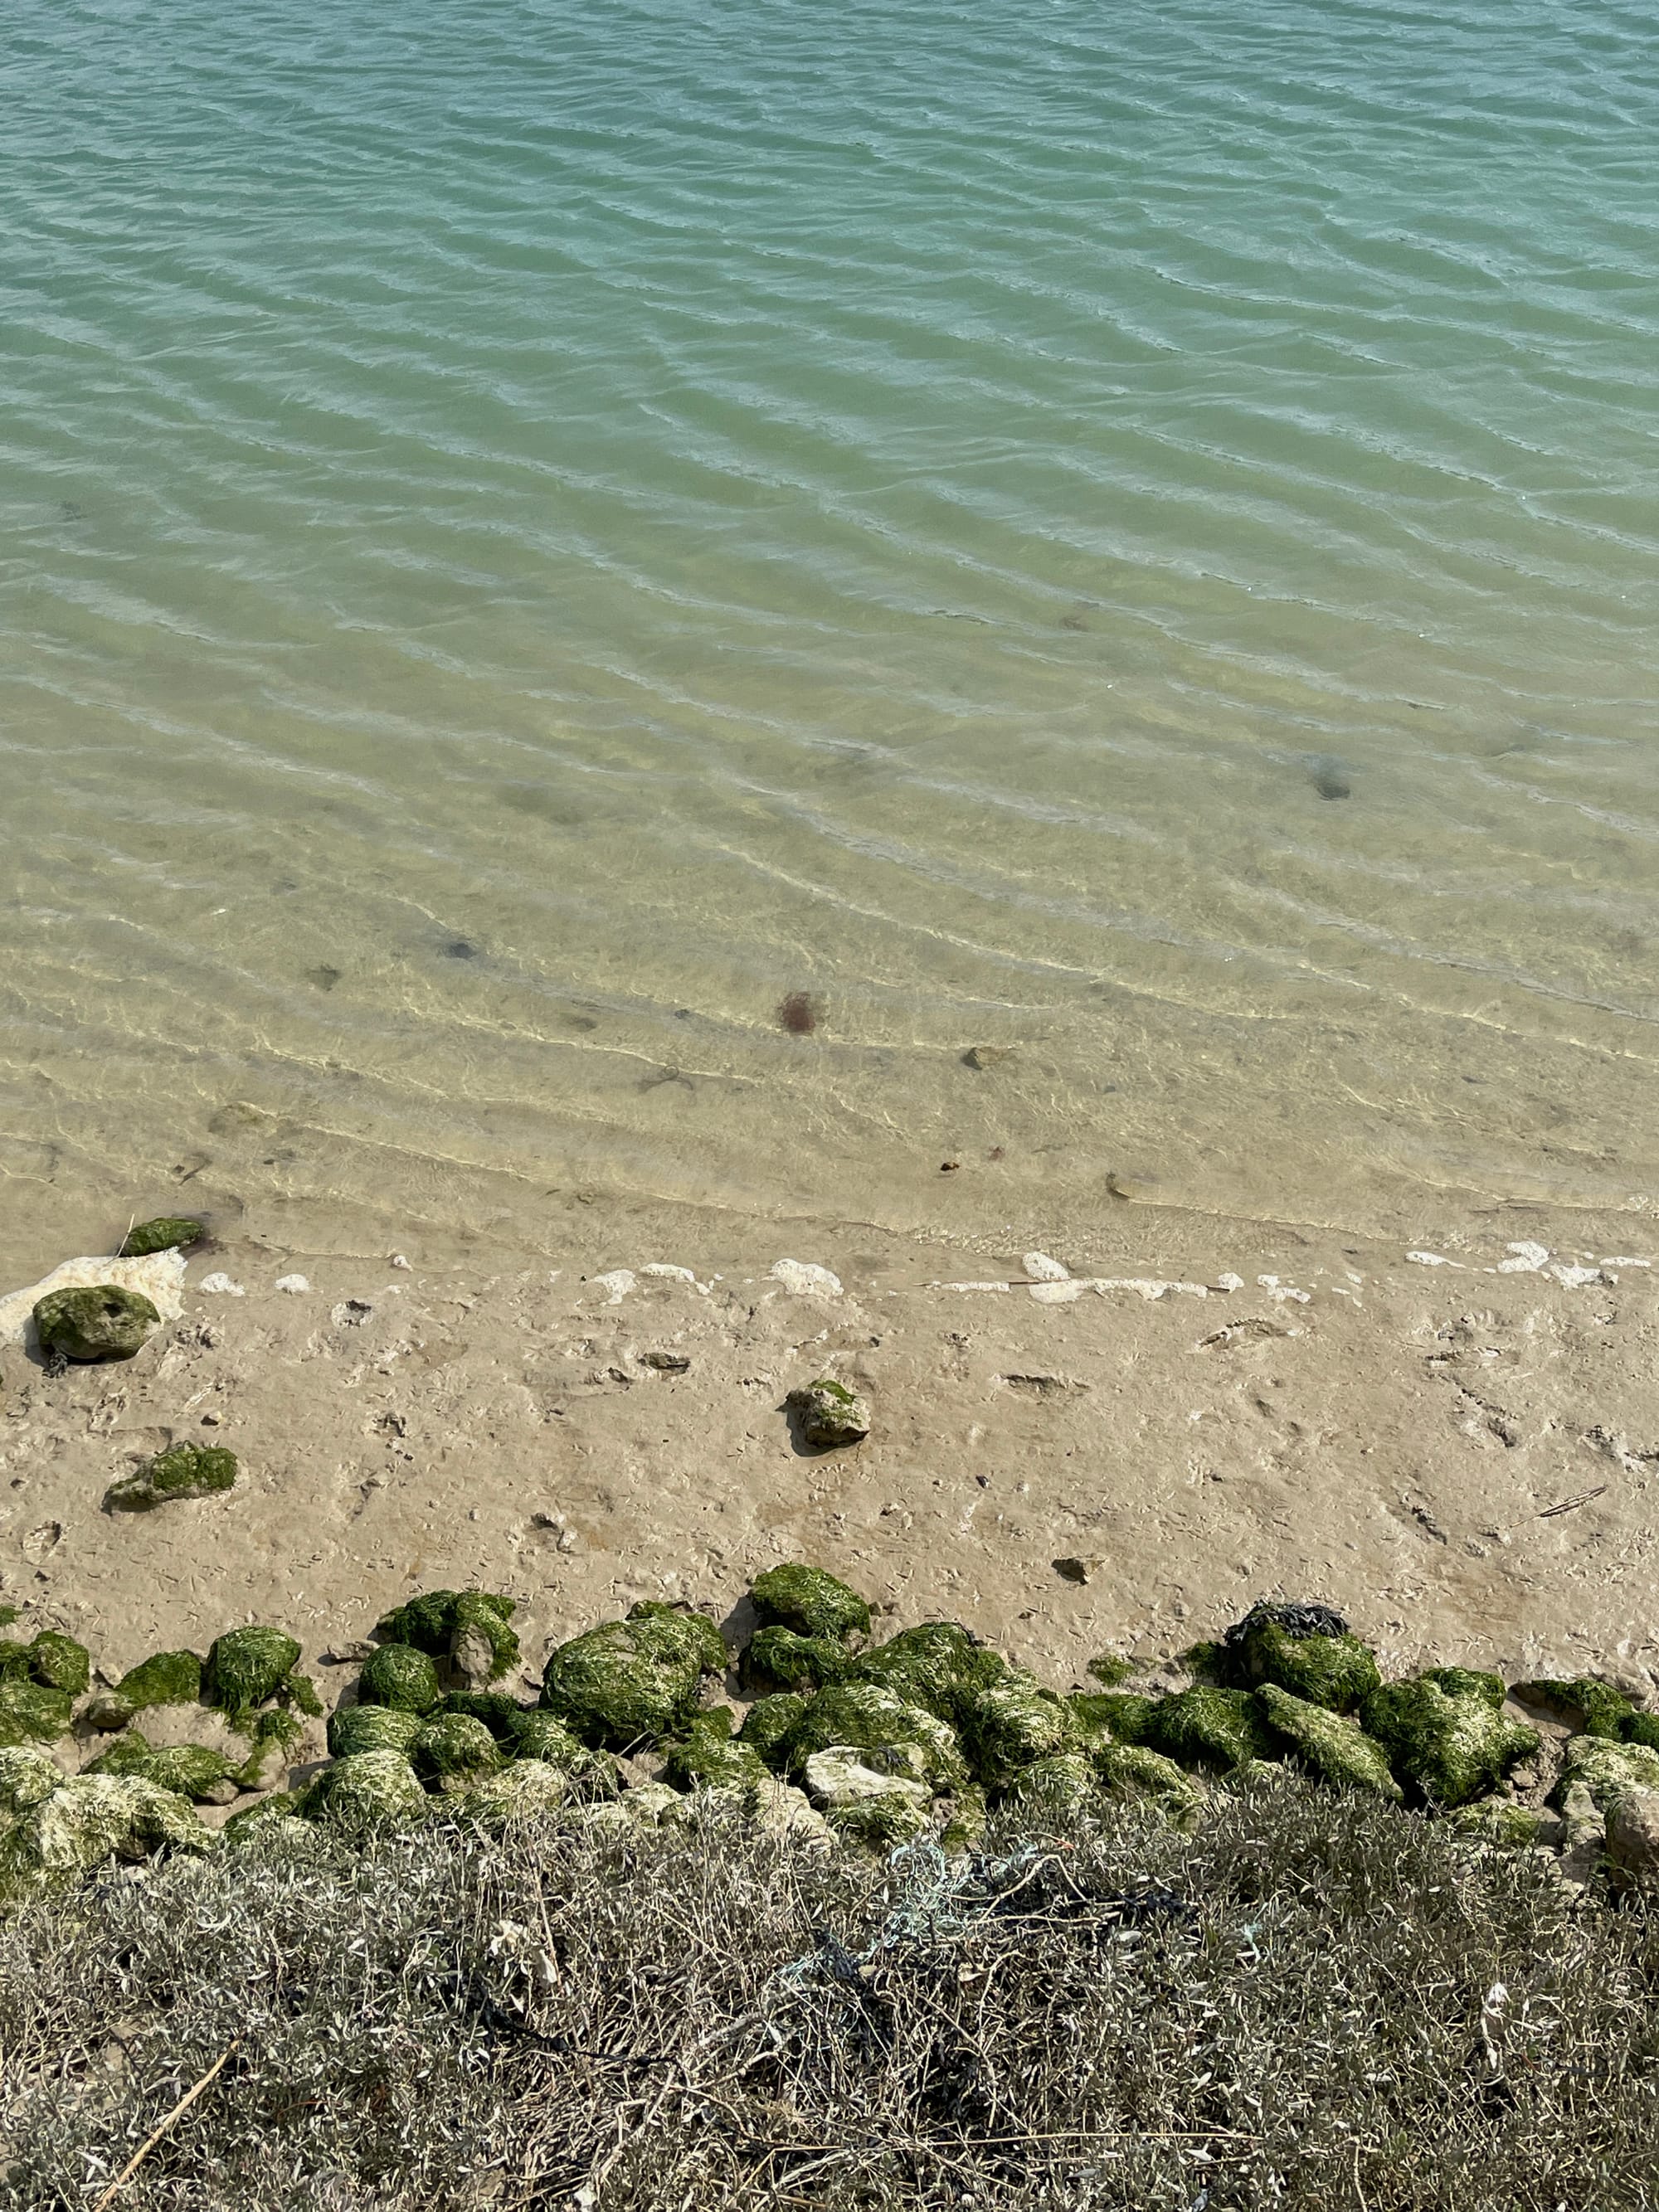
[105,1444,238,1514]
[787,1378,870,1449]
[275,1274,310,1294]
[804,1744,932,1813]
[1053,1556,1104,1587]
[199,1273,246,1297]
[1606,1788,1659,1889]
[33,1285,160,1364]
[962,1046,1014,1071]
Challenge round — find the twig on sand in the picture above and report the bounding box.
[1538,1485,1608,1519]
[91,2039,241,2211]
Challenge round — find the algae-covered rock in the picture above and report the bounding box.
[205,1626,302,1716]
[438,1690,527,1742]
[1257,1685,1401,1799]
[805,1745,932,1818]
[849,1621,1007,1723]
[539,1605,720,1749]
[781,1681,966,1791]
[786,1379,870,1451]
[143,1746,241,1801]
[17,1632,90,1696]
[1606,1789,1659,1890]
[377,1588,519,1685]
[1005,1751,1100,1811]
[304,1749,428,1830]
[119,1217,205,1258]
[956,1673,1082,1790]
[1097,1743,1206,1813]
[1068,1690,1159,1747]
[1550,1734,1659,1815]
[84,1730,157,1778]
[221,1791,309,1842]
[105,1444,237,1513]
[583,1780,685,1836]
[1449,1796,1549,1847]
[3,1774,208,1874]
[410,1713,504,1794]
[358,1642,442,1715]
[743,1626,854,1694]
[751,1563,872,1644]
[737,1693,812,1768]
[1362,1670,1539,1808]
[0,1679,74,1748]
[663,1709,770,1792]
[698,1772,832,1846]
[508,1708,615,1783]
[34,1284,161,1363]
[1221,1603,1379,1713]
[1512,1675,1659,1751]
[826,1792,930,1851]
[326,1704,423,1760]
[460,1759,575,1823]
[111,1649,203,1717]
[0,1747,62,1816]
[1145,1685,1273,1772]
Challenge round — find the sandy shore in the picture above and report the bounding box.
[2,1195,1656,1746]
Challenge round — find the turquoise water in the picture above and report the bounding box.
[3,0,1657,1250]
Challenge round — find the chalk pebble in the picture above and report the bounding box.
[0,1250,187,1349]
[198,1272,246,1297]
[275,1274,310,1294]
[769,1259,844,1298]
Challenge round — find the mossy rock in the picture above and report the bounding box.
[304,1749,428,1830]
[143,1746,241,1801]
[1096,1743,1206,1813]
[410,1714,504,1794]
[849,1621,1008,1723]
[1068,1690,1159,1748]
[780,1680,966,1792]
[786,1380,871,1451]
[956,1673,1083,1790]
[358,1642,442,1715]
[1005,1750,1100,1811]
[1257,1685,1401,1800]
[2,1773,208,1874]
[84,1729,158,1778]
[221,1791,309,1841]
[0,1747,63,1817]
[0,1639,31,1683]
[26,1632,90,1697]
[105,1444,239,1514]
[826,1792,929,1851]
[33,1284,161,1363]
[737,1693,812,1769]
[1549,1734,1659,1815]
[751,1563,872,1645]
[438,1690,528,1742]
[1226,1616,1379,1713]
[538,1606,719,1749]
[205,1626,302,1717]
[377,1588,520,1685]
[113,1649,203,1715]
[0,1679,74,1748]
[119,1216,204,1257]
[744,1626,854,1694]
[1362,1670,1540,1809]
[1146,1685,1276,1772]
[1085,1653,1136,1689]
[508,1711,618,1794]
[460,1759,577,1824]
[1513,1675,1637,1740]
[327,1704,422,1759]
[1450,1796,1549,1847]
[663,1709,771,1792]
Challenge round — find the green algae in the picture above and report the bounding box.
[749,1563,871,1643]
[780,1680,967,1791]
[1005,1750,1100,1811]
[1068,1691,1158,1747]
[304,1749,428,1830]
[825,1792,928,1850]
[1362,1670,1539,1808]
[84,1730,157,1778]
[955,1672,1082,1790]
[377,1588,520,1684]
[849,1621,1008,1723]
[327,1704,423,1760]
[1550,1734,1659,1815]
[204,1626,302,1717]
[141,1746,241,1801]
[1513,1675,1643,1741]
[33,1284,161,1363]
[1228,1617,1380,1712]
[1096,1743,1205,1812]
[438,1689,527,1741]
[409,1714,504,1793]
[743,1626,854,1693]
[737,1693,812,1768]
[1257,1685,1401,1799]
[105,1445,237,1513]
[119,1216,204,1257]
[1085,1653,1135,1689]
[114,1649,203,1713]
[662,1708,770,1792]
[0,1680,74,1748]
[358,1643,443,1714]
[539,1605,721,1748]
[1146,1685,1275,1772]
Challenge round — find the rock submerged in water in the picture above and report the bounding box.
[105,1444,238,1513]
[32,1284,160,1364]
[786,1378,870,1450]
[119,1217,205,1258]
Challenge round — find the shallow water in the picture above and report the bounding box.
[3,0,1657,1254]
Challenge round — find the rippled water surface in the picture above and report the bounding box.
[3,0,1657,1252]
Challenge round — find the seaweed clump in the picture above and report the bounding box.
[358,1644,442,1715]
[0,1630,90,1699]
[377,1589,520,1687]
[33,1285,161,1364]
[409,1714,504,1795]
[105,1445,238,1513]
[1258,1685,1401,1800]
[1362,1669,1540,1808]
[119,1216,205,1257]
[662,1709,768,1793]
[540,1603,724,1749]
[1219,1601,1381,1713]
[204,1626,319,1733]
[749,1564,871,1644]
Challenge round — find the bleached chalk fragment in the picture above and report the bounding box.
[1497,1242,1550,1275]
[940,1281,1012,1293]
[1092,1277,1209,1301]
[1257,1275,1311,1305]
[390,1253,411,1270]
[199,1272,246,1297]
[1407,1251,1456,1268]
[1550,1263,1606,1289]
[1022,1252,1071,1281]
[769,1260,844,1298]
[1214,1271,1245,1292]
[641,1263,713,1293]
[274,1275,310,1294]
[591,1270,636,1305]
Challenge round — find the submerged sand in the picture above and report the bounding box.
[2,1196,1656,1748]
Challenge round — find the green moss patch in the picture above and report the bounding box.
[1222,1605,1380,1713]
[744,1626,854,1693]
[1362,1670,1540,1808]
[849,1621,1008,1723]
[749,1564,871,1643]
[33,1284,160,1363]
[0,1680,74,1748]
[327,1704,422,1760]
[304,1749,428,1830]
[1258,1685,1401,1800]
[358,1643,442,1714]
[205,1626,302,1717]
[410,1714,503,1793]
[377,1588,520,1684]
[663,1709,770,1792]
[105,1445,238,1513]
[780,1681,966,1792]
[119,1216,205,1257]
[539,1604,722,1748]
[956,1673,1082,1790]
[1147,1685,1275,1772]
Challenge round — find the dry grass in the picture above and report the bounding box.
[2,1776,1657,2211]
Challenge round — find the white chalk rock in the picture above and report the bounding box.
[0,1249,187,1349]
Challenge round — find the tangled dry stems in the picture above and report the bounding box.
[1,1776,1656,2211]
